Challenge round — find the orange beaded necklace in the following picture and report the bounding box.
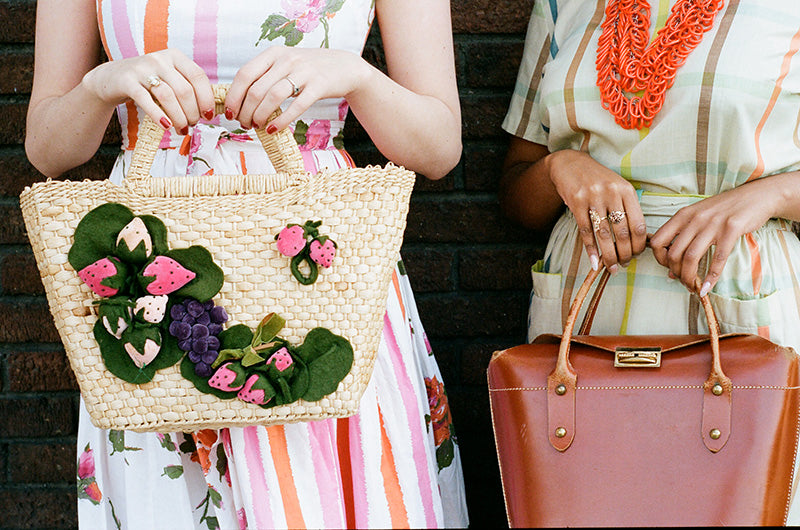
[596,0,725,129]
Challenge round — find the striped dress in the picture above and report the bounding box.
[503,0,800,523]
[75,1,469,528]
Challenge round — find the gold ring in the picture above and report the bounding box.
[589,209,605,231]
[146,74,162,89]
[285,76,301,97]
[607,210,626,224]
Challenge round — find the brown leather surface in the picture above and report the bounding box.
[488,336,800,527]
[488,266,800,526]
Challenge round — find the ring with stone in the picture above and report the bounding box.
[589,209,605,232]
[607,210,626,224]
[285,76,301,97]
[146,74,162,89]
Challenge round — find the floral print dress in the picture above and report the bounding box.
[77,1,469,528]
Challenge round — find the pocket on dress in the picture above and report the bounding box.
[527,260,563,342]
[707,290,777,334]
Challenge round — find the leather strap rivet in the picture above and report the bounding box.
[555,427,567,438]
[555,384,567,396]
[712,383,723,396]
[709,428,721,440]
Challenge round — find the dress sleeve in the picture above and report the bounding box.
[501,0,557,145]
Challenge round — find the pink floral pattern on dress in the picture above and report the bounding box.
[77,444,103,505]
[257,0,346,47]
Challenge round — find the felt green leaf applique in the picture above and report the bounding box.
[69,203,135,271]
[166,247,224,302]
[296,327,354,402]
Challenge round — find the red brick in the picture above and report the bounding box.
[451,0,535,34]
[8,443,76,484]
[0,149,116,198]
[460,93,514,140]
[0,299,60,343]
[461,38,525,88]
[399,249,455,293]
[0,488,77,529]
[0,203,27,244]
[0,101,26,144]
[460,247,541,291]
[0,396,76,438]
[405,198,530,244]
[0,49,33,94]
[463,141,507,192]
[1,252,44,295]
[415,291,528,338]
[0,1,36,44]
[7,350,78,392]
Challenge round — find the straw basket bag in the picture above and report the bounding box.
[19,85,416,432]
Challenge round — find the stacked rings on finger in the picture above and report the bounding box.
[589,209,605,232]
[285,76,301,97]
[146,74,162,89]
[607,210,626,224]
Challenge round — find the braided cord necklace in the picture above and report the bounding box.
[596,0,725,129]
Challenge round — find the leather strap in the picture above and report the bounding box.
[547,266,732,452]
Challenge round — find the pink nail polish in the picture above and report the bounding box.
[699,281,712,298]
[225,108,234,120]
[159,117,172,130]
[266,124,277,135]
[203,109,214,120]
[589,255,599,271]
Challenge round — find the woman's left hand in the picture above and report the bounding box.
[649,182,777,296]
[224,47,370,131]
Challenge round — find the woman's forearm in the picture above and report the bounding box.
[345,61,461,180]
[25,75,117,178]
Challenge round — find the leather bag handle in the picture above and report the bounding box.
[126,84,306,186]
[548,265,732,453]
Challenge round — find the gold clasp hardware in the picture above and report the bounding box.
[614,347,662,368]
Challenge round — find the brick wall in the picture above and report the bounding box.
[0,0,541,527]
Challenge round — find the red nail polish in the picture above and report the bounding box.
[203,109,214,120]
[224,108,234,120]
[159,117,172,130]
[180,126,189,135]
[266,124,277,134]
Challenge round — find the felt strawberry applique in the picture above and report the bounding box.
[274,220,337,284]
[70,203,224,384]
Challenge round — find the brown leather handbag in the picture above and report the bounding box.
[488,266,800,527]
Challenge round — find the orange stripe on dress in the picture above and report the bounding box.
[126,101,139,150]
[239,151,248,175]
[390,269,406,323]
[265,426,306,529]
[143,0,170,53]
[336,418,357,529]
[378,405,409,528]
[747,26,800,182]
[745,233,763,296]
[96,0,111,58]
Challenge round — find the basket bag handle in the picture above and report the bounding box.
[548,265,732,454]
[126,84,306,185]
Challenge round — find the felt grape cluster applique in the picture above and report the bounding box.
[275,220,337,285]
[69,203,224,384]
[181,312,354,408]
[71,204,353,404]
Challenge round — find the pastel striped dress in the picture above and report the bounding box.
[75,1,469,528]
[504,0,800,523]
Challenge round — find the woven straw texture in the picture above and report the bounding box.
[18,86,416,432]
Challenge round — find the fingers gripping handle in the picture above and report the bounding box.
[127,84,305,185]
[548,266,731,452]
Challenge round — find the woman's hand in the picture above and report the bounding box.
[547,150,648,272]
[224,47,371,131]
[650,181,779,296]
[81,49,215,134]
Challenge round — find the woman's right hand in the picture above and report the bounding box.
[547,150,648,272]
[81,49,215,135]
